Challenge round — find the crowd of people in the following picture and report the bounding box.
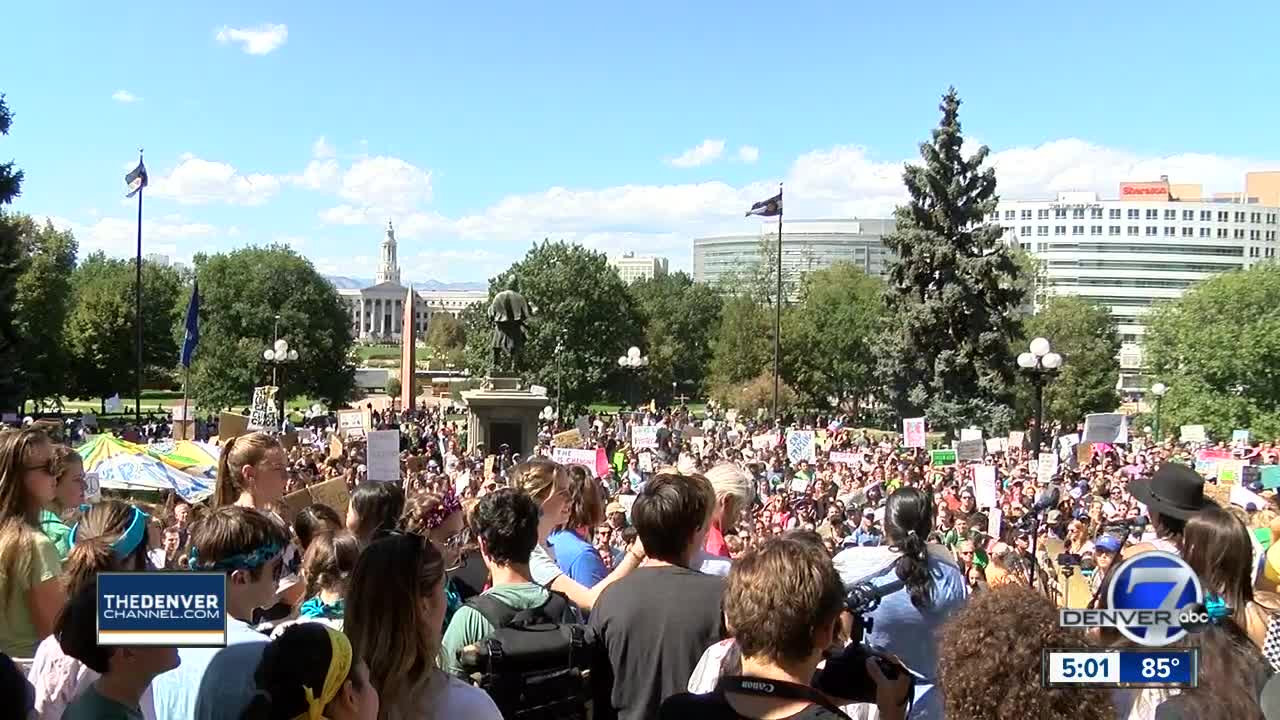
[1,400,1279,719]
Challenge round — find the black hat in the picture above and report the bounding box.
[1128,464,1211,520]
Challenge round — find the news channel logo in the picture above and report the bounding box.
[1060,551,1217,647]
[97,572,228,647]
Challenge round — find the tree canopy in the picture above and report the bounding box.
[1144,264,1280,438]
[877,88,1026,434]
[11,216,77,407]
[629,271,722,401]
[463,240,644,413]
[187,245,355,410]
[1019,295,1120,430]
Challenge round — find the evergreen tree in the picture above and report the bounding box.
[877,88,1026,434]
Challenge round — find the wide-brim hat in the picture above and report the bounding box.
[1128,463,1213,520]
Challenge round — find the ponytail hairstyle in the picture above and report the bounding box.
[64,500,151,593]
[240,623,366,720]
[884,486,935,610]
[300,530,361,601]
[215,432,282,508]
[510,457,567,504]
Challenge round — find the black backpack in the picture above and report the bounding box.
[455,591,599,720]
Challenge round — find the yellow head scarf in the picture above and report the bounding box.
[296,626,354,720]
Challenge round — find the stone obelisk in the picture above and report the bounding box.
[400,286,416,410]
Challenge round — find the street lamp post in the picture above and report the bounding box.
[1150,382,1169,442]
[263,328,300,429]
[617,346,648,410]
[1016,337,1063,454]
[555,337,564,421]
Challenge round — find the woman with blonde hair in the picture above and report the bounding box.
[400,490,469,627]
[344,532,499,719]
[511,458,644,611]
[0,429,66,658]
[26,500,155,719]
[214,432,287,510]
[699,463,754,572]
[39,446,86,561]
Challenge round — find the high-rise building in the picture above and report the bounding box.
[995,173,1280,394]
[692,218,895,292]
[610,253,669,283]
[144,253,170,266]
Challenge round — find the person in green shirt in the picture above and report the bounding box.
[56,583,179,720]
[40,446,86,561]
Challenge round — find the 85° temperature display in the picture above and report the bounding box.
[1043,648,1198,688]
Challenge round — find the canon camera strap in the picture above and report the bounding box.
[716,675,853,720]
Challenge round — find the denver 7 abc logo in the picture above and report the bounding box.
[1060,551,1213,647]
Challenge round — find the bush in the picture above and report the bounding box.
[385,376,401,398]
[711,372,797,418]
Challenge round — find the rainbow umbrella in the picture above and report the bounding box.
[146,440,220,477]
[76,435,213,502]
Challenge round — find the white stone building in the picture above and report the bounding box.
[335,222,488,342]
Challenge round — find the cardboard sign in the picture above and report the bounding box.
[956,439,984,463]
[365,430,401,483]
[930,449,957,466]
[218,412,250,441]
[337,410,365,439]
[1180,425,1207,443]
[281,477,352,523]
[484,455,496,478]
[553,429,583,448]
[327,436,344,461]
[1008,431,1025,449]
[985,438,1007,455]
[902,418,926,448]
[280,431,299,451]
[959,427,983,442]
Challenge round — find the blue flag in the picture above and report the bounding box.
[181,281,199,368]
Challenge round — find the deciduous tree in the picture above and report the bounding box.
[1018,295,1120,429]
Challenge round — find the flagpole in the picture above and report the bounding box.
[181,366,190,440]
[773,183,783,423]
[134,149,144,424]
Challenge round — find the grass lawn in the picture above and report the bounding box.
[355,345,406,361]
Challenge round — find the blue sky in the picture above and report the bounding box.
[4,1,1278,282]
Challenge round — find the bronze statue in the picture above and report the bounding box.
[489,278,532,375]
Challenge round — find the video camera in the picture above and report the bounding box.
[812,578,915,705]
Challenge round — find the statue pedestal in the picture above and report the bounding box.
[461,377,548,457]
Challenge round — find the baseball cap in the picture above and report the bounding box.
[606,501,625,516]
[1095,535,1123,554]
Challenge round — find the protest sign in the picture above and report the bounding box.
[575,416,591,438]
[218,412,250,442]
[1261,466,1280,490]
[903,418,926,448]
[790,475,812,494]
[1180,425,1207,443]
[595,448,611,478]
[83,471,101,502]
[337,410,365,439]
[365,430,400,483]
[752,434,777,450]
[298,428,316,446]
[638,452,653,473]
[987,509,1003,541]
[632,426,659,451]
[1008,431,1025,449]
[956,439,984,463]
[248,386,279,430]
[930,449,957,466]
[281,477,351,523]
[1233,429,1251,444]
[786,431,816,463]
[1217,459,1245,485]
[1082,413,1127,445]
[985,438,1007,455]
[973,466,998,508]
[553,429,582,448]
[552,447,597,468]
[960,427,983,442]
[829,451,860,465]
[327,436,344,461]
[1230,484,1267,510]
[1037,452,1059,484]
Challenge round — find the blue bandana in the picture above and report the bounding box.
[69,505,149,561]
[189,541,284,572]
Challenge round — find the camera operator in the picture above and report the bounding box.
[661,535,911,720]
[831,487,967,720]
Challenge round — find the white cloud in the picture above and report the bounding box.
[290,158,341,191]
[667,139,725,168]
[215,24,288,55]
[150,153,281,206]
[337,156,433,213]
[319,205,371,225]
[46,215,216,259]
[738,146,759,164]
[111,90,139,104]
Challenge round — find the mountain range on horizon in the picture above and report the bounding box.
[326,276,488,292]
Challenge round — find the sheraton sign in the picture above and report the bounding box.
[1120,182,1170,200]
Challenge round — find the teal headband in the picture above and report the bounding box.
[188,540,284,573]
[69,505,149,561]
